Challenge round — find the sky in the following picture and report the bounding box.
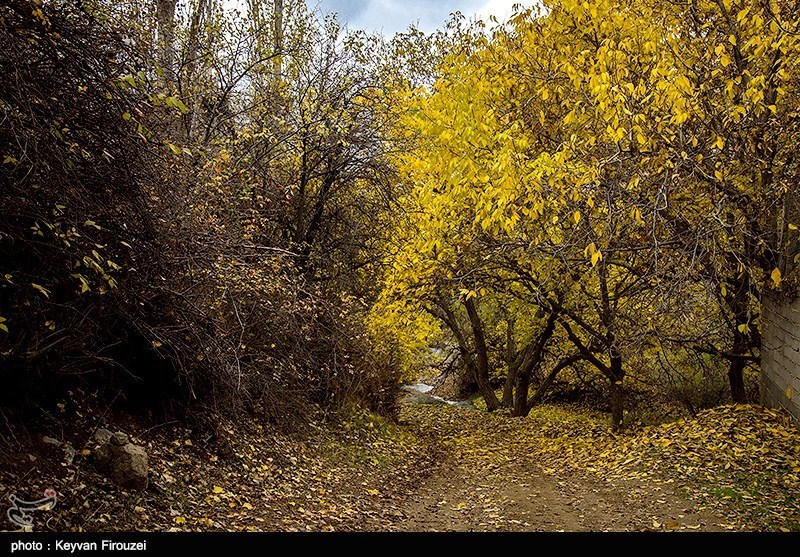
[312,0,527,36]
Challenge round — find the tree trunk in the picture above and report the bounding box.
[502,364,517,408]
[181,0,210,141]
[464,297,500,411]
[510,312,559,417]
[273,0,284,78]
[721,261,758,404]
[525,369,557,411]
[156,0,177,85]
[501,316,517,408]
[610,380,624,430]
[297,156,337,278]
[610,354,624,430]
[559,318,622,425]
[512,371,530,417]
[728,357,747,403]
[727,309,753,404]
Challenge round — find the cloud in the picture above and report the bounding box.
[316,0,526,36]
[472,0,526,23]
[318,0,372,20]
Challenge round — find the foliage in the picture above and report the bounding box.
[0,388,432,531]
[0,0,166,405]
[372,0,800,427]
[0,0,411,425]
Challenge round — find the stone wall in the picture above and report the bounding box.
[761,295,800,422]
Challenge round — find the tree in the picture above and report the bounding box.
[376,3,681,427]
[652,0,800,401]
[374,0,800,427]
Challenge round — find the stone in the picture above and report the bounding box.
[111,432,129,446]
[94,428,113,444]
[62,443,76,466]
[762,295,800,424]
[93,432,148,490]
[41,436,76,465]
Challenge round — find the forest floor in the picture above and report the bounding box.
[2,392,800,532]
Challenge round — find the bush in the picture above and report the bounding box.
[0,0,161,406]
[0,0,401,426]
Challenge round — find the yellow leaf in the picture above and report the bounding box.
[573,211,581,223]
[31,283,50,299]
[736,7,749,22]
[786,388,793,400]
[213,485,224,494]
[367,489,379,496]
[174,516,186,524]
[591,250,602,267]
[771,268,782,287]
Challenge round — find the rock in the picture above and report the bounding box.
[111,432,129,446]
[93,432,148,490]
[63,442,76,465]
[41,436,76,465]
[94,428,113,444]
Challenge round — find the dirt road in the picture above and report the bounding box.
[386,404,726,532]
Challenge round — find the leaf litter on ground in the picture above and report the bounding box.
[2,393,799,532]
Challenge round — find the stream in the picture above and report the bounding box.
[400,383,476,409]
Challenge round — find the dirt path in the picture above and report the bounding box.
[391,455,724,531]
[386,405,727,532]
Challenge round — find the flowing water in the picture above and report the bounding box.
[400,383,475,408]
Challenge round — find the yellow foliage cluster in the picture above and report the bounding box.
[372,0,800,385]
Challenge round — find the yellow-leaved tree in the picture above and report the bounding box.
[373,0,800,428]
